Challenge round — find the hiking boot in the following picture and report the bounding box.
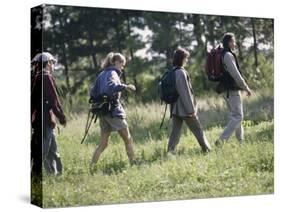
[130,158,142,166]
[202,147,211,154]
[202,142,211,153]
[166,152,177,160]
[89,163,98,175]
[215,139,224,147]
[167,149,176,155]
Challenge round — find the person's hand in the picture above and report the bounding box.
[246,88,252,97]
[187,112,196,118]
[126,84,136,92]
[59,116,67,127]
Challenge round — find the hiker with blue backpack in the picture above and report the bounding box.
[160,48,211,154]
[89,52,136,173]
[209,33,252,146]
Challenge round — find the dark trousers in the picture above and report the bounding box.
[168,115,211,153]
[31,125,62,176]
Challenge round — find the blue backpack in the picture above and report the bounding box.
[159,67,179,104]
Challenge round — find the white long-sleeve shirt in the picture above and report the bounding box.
[223,52,250,91]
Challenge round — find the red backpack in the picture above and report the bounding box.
[205,45,224,81]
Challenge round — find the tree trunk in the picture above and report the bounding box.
[61,43,72,106]
[57,15,72,106]
[62,44,70,90]
[202,41,208,90]
[208,17,215,47]
[91,51,98,73]
[88,33,99,74]
[236,41,243,62]
[126,13,140,100]
[114,11,123,53]
[251,18,258,68]
[192,15,207,90]
[126,13,135,62]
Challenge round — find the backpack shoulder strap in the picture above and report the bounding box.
[172,66,181,71]
[221,50,228,72]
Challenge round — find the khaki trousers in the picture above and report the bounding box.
[168,115,211,153]
[220,91,244,142]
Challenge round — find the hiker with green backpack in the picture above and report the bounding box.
[160,48,211,154]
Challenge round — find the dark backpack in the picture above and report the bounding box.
[158,67,179,129]
[89,94,111,116]
[159,67,179,104]
[205,45,224,82]
[80,91,111,144]
[89,71,113,116]
[206,47,242,95]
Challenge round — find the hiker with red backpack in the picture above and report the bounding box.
[31,52,67,176]
[207,33,252,146]
[165,48,211,154]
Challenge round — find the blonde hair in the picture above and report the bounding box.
[102,52,126,69]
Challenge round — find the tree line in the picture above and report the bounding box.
[31,5,274,106]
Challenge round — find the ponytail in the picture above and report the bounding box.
[102,52,114,69]
[101,52,126,69]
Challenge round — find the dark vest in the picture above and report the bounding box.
[221,49,242,91]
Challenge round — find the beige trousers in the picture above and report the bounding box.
[220,91,244,142]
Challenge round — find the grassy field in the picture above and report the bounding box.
[32,90,274,208]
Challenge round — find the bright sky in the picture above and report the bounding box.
[132,25,271,60]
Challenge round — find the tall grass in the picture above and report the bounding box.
[33,89,274,208]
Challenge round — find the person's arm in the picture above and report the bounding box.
[175,69,195,115]
[43,74,66,125]
[107,71,127,93]
[223,53,250,91]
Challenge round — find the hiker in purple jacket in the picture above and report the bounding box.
[89,52,136,173]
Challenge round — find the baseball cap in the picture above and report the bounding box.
[31,52,57,64]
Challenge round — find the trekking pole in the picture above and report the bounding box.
[57,126,60,135]
[165,116,171,130]
[84,109,91,133]
[80,110,95,144]
[159,103,168,129]
[80,109,91,144]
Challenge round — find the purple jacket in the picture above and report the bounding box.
[90,66,127,118]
